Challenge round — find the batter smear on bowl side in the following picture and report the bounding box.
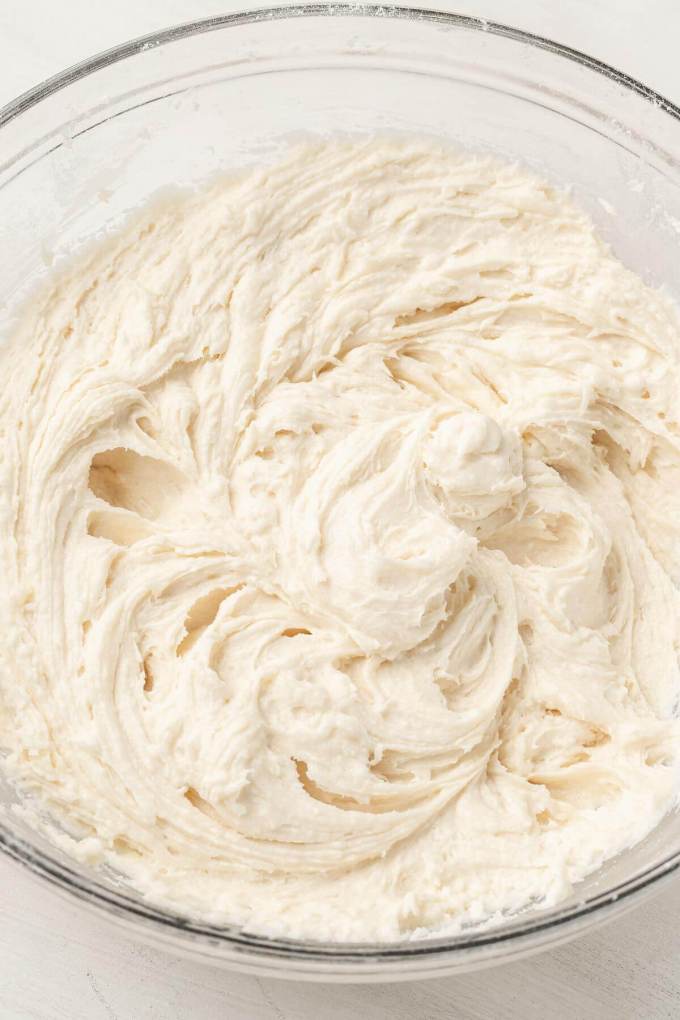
[1,141,679,941]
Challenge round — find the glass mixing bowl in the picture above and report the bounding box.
[1,3,680,982]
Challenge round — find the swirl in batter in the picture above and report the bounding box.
[1,141,680,940]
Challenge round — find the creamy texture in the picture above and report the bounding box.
[2,141,680,941]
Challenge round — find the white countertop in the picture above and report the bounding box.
[2,2,680,1017]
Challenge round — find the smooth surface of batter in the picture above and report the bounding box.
[1,141,680,941]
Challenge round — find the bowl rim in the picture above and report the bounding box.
[3,2,680,129]
[1,1,680,969]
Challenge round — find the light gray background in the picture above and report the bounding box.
[1,2,679,1018]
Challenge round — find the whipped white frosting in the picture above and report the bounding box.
[1,140,680,941]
